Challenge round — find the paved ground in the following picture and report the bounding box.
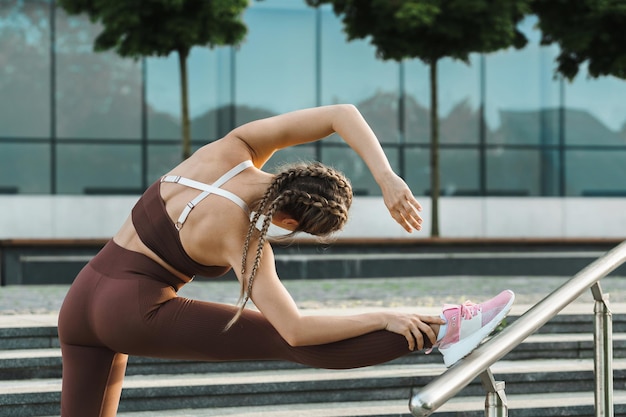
[2,275,626,316]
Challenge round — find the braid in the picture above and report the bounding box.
[224,191,286,331]
[225,171,289,330]
[224,162,352,331]
[284,189,349,225]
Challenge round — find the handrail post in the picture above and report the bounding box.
[480,369,507,416]
[591,282,613,417]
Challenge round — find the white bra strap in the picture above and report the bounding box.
[212,160,255,188]
[161,160,253,230]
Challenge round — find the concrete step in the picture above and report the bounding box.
[2,332,626,381]
[1,359,625,417]
[112,391,626,417]
[0,326,58,351]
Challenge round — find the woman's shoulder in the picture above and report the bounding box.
[164,140,253,179]
[193,137,244,158]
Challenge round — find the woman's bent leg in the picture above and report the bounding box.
[60,343,128,417]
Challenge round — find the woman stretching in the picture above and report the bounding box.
[58,104,514,416]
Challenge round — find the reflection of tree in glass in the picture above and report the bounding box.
[0,1,142,140]
[54,9,141,139]
[58,0,249,160]
[0,0,50,137]
[306,0,531,236]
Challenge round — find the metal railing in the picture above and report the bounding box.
[410,239,626,417]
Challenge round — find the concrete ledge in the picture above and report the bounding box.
[3,238,625,284]
[2,196,626,240]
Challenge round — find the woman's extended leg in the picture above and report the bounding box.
[115,294,422,369]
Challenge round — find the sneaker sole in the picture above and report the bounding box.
[440,290,515,367]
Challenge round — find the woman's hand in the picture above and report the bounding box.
[383,312,445,351]
[379,172,424,233]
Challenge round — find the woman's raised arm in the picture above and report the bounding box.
[228,104,424,232]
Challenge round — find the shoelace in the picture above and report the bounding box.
[425,301,481,354]
[459,300,482,320]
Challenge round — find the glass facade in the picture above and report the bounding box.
[1,1,625,197]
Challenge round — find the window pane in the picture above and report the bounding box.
[237,1,316,125]
[55,8,141,139]
[485,16,560,145]
[487,149,559,196]
[404,146,429,196]
[357,95,402,146]
[264,145,317,173]
[57,143,141,194]
[564,71,626,146]
[406,148,480,196]
[321,145,399,196]
[0,142,50,193]
[440,149,480,195]
[404,56,481,145]
[320,5,399,144]
[567,150,626,197]
[0,0,50,137]
[147,47,232,143]
[403,61,431,144]
[147,54,181,141]
[438,57,481,146]
[147,143,181,183]
[188,49,225,141]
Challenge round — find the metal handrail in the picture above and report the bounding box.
[410,239,626,416]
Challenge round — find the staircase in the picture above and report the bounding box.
[1,308,626,417]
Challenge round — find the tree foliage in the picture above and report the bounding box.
[58,0,249,159]
[307,0,530,236]
[308,0,529,63]
[532,0,626,80]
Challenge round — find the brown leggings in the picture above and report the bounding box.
[58,240,425,417]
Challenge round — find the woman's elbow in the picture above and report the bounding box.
[282,333,305,347]
[280,327,309,347]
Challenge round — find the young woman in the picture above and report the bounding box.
[57,104,514,416]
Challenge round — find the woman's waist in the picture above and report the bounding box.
[114,228,195,279]
[90,239,192,291]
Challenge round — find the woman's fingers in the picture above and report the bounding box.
[381,174,425,233]
[403,315,442,351]
[418,319,439,346]
[387,184,422,233]
[386,313,444,351]
[404,329,416,351]
[391,196,423,232]
[403,199,423,231]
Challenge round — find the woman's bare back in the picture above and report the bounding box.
[113,138,271,279]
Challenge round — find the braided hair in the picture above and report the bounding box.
[224,162,352,330]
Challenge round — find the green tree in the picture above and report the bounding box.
[307,0,530,236]
[57,0,249,160]
[532,0,626,80]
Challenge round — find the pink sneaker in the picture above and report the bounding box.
[431,290,515,367]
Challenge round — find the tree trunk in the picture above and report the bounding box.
[429,59,440,237]
[178,49,191,160]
